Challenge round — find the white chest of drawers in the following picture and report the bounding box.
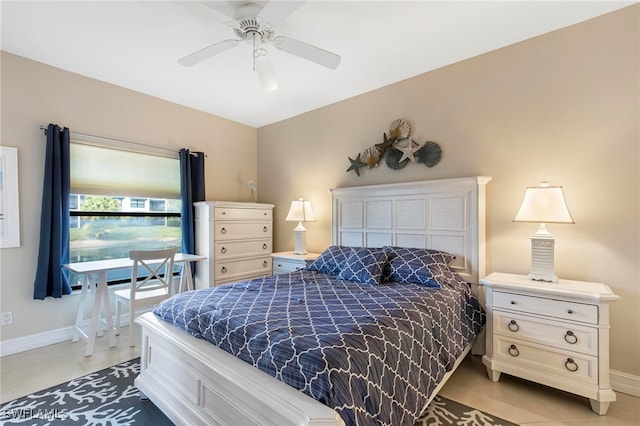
[480,272,619,415]
[271,251,320,274]
[194,201,274,287]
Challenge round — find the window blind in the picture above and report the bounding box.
[70,143,180,198]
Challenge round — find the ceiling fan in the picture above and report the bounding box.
[178,1,341,92]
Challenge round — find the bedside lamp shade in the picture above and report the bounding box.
[285,199,316,255]
[514,182,574,282]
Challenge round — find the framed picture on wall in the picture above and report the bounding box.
[0,146,20,248]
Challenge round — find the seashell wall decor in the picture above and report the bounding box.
[346,119,442,176]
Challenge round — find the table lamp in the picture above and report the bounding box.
[513,181,574,282]
[285,198,316,255]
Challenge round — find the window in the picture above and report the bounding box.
[68,142,182,288]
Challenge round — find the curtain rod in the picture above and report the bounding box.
[40,125,182,159]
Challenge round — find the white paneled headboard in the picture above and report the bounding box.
[330,177,491,284]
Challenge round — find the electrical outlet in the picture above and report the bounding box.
[1,311,13,325]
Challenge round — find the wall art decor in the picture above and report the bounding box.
[346,119,442,176]
[0,146,20,248]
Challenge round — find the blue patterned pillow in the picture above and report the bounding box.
[307,245,353,276]
[382,247,455,288]
[337,247,389,285]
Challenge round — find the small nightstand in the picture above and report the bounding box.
[480,272,620,415]
[271,251,320,274]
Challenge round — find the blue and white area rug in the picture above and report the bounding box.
[0,358,517,425]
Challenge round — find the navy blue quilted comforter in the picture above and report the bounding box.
[154,270,484,426]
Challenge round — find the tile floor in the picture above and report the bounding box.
[1,326,639,425]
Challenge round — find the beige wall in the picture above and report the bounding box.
[0,51,257,341]
[258,5,640,377]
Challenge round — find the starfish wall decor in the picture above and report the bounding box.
[345,119,442,176]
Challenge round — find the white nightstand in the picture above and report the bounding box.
[271,251,320,274]
[480,272,620,415]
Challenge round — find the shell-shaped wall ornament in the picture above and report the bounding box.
[385,148,409,169]
[361,146,382,168]
[416,141,442,167]
[388,119,410,141]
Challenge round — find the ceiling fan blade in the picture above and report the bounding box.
[255,55,278,92]
[259,0,305,25]
[273,36,341,69]
[178,39,239,66]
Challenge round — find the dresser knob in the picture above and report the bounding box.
[508,345,520,357]
[567,309,574,314]
[220,227,227,234]
[221,211,226,215]
[565,358,579,372]
[221,266,227,273]
[508,320,520,332]
[263,243,268,250]
[510,300,517,305]
[263,260,268,267]
[564,331,578,344]
[263,226,268,232]
[221,247,227,254]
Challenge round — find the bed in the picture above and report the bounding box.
[135,176,491,426]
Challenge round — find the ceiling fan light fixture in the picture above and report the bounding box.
[255,54,278,92]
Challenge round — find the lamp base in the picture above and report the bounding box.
[292,223,308,255]
[529,225,558,282]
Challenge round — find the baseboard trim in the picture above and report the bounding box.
[610,369,640,397]
[0,312,136,357]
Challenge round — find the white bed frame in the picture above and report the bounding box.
[135,176,491,426]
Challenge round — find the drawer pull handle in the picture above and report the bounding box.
[263,226,268,232]
[564,331,578,344]
[263,243,268,250]
[565,358,579,372]
[221,227,227,234]
[263,260,268,267]
[222,211,226,215]
[510,300,517,305]
[508,320,520,332]
[567,309,574,314]
[221,247,227,254]
[508,345,519,357]
[221,266,227,273]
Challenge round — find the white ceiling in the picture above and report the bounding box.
[1,1,633,127]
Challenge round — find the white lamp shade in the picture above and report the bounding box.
[513,185,574,224]
[285,199,316,222]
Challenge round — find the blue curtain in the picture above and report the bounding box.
[179,149,205,255]
[33,124,72,299]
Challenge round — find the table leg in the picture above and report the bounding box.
[73,274,90,343]
[85,272,116,356]
[85,272,102,356]
[97,272,117,349]
[177,262,195,293]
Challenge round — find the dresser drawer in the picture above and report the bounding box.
[215,257,272,283]
[493,336,598,384]
[214,207,272,221]
[215,222,271,240]
[493,291,598,324]
[493,311,598,356]
[215,240,271,259]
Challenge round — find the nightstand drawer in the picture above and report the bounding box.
[493,336,598,384]
[273,259,306,273]
[493,311,598,356]
[494,291,598,324]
